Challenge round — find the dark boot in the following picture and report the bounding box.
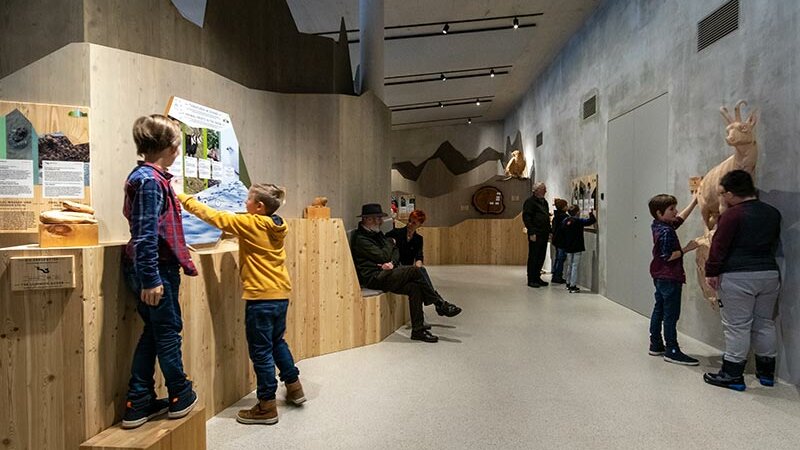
[703,359,746,391]
[755,355,776,387]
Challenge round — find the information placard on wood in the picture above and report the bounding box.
[10,255,76,290]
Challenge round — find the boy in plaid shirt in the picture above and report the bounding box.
[121,114,198,428]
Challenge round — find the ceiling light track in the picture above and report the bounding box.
[345,23,536,43]
[390,98,493,112]
[386,65,512,81]
[393,115,485,127]
[313,12,544,36]
[385,70,509,86]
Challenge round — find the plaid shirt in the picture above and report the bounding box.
[123,162,197,288]
[649,216,685,282]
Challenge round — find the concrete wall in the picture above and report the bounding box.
[0,43,390,242]
[505,0,800,383]
[389,122,518,225]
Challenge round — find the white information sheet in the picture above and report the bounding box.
[42,160,84,198]
[211,161,223,180]
[185,156,199,178]
[198,158,211,179]
[0,159,34,198]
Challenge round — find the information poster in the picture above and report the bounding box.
[0,101,91,233]
[164,96,240,195]
[570,173,598,230]
[164,96,245,247]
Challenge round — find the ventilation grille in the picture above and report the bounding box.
[536,132,543,147]
[698,0,739,52]
[582,95,597,120]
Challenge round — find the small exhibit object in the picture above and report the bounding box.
[11,255,76,290]
[304,196,330,219]
[38,200,99,247]
[689,176,702,194]
[504,150,527,178]
[39,223,99,247]
[472,186,505,214]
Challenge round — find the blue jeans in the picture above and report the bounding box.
[124,264,192,407]
[564,251,583,286]
[552,247,567,279]
[246,300,300,400]
[650,279,682,348]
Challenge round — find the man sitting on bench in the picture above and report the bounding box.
[350,203,462,343]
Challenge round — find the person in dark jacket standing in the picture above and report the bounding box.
[523,182,552,287]
[703,170,782,391]
[550,198,569,284]
[350,204,462,343]
[560,206,597,293]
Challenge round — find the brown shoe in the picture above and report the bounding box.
[285,380,306,405]
[236,399,278,425]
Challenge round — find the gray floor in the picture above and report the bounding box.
[207,266,800,450]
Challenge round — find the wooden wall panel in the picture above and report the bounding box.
[1,218,408,450]
[419,214,527,265]
[0,0,83,79]
[87,44,390,243]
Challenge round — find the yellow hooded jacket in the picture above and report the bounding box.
[178,193,292,300]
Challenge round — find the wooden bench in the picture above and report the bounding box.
[80,407,206,450]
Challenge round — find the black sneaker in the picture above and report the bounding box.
[122,397,169,429]
[663,348,699,366]
[568,286,581,293]
[551,277,567,284]
[755,355,776,387]
[168,389,198,419]
[648,342,665,356]
[536,279,549,286]
[704,359,746,391]
[527,281,541,288]
[435,301,462,317]
[410,329,439,343]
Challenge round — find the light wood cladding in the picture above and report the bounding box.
[1,219,408,449]
[80,407,206,450]
[85,44,389,243]
[0,0,83,79]
[419,214,527,265]
[82,0,352,94]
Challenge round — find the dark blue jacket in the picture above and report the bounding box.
[560,213,596,253]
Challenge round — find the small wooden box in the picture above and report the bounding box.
[39,223,99,248]
[304,206,331,219]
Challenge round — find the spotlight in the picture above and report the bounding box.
[490,68,495,78]
[438,102,444,108]
[442,23,449,34]
[476,99,481,106]
[513,17,519,29]
[467,118,472,125]
[440,73,447,81]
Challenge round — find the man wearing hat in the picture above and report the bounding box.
[350,203,462,343]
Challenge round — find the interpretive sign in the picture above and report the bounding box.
[10,255,76,290]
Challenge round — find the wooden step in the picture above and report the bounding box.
[80,406,206,450]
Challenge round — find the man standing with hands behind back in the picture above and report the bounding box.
[523,182,551,288]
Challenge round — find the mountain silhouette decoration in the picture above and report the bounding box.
[393,141,503,181]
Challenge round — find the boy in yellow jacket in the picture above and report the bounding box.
[178,183,305,425]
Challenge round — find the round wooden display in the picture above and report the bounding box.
[472,186,505,214]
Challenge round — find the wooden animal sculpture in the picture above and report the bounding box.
[695,100,758,305]
[504,150,526,178]
[311,196,328,207]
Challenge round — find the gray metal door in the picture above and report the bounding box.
[606,93,669,315]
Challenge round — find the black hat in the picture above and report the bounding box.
[357,203,388,217]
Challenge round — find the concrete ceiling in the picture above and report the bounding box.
[287,0,600,129]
